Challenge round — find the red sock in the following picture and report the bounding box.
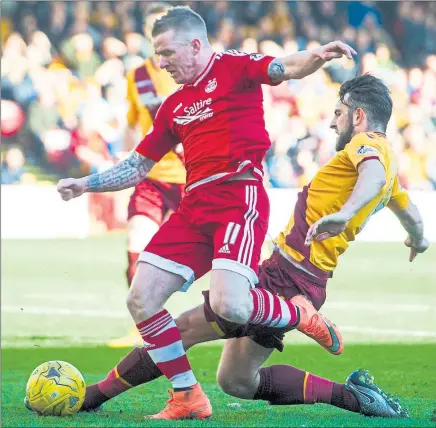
[137,309,197,391]
[98,368,131,399]
[254,365,360,412]
[126,252,139,287]
[249,288,299,328]
[82,348,162,411]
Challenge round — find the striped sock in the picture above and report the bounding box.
[98,367,132,399]
[254,365,360,412]
[249,288,299,328]
[136,309,197,391]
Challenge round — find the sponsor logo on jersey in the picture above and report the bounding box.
[173,98,214,125]
[205,78,217,93]
[356,145,380,156]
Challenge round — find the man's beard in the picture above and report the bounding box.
[335,117,354,151]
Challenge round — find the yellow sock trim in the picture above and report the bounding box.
[114,366,133,388]
[210,321,226,337]
[303,371,309,403]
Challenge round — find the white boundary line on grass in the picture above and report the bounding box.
[324,301,436,313]
[339,326,436,338]
[2,305,128,318]
[3,305,436,338]
[14,296,436,313]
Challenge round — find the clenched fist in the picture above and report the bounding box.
[57,177,87,201]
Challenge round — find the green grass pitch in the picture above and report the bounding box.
[2,235,436,427]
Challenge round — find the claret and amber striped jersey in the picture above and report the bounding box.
[275,132,410,277]
[126,58,185,184]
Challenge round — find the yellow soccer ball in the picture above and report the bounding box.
[25,361,86,416]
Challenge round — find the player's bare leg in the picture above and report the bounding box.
[209,270,255,325]
[127,262,185,320]
[209,269,342,355]
[126,215,160,287]
[216,338,273,399]
[217,337,357,407]
[109,215,160,348]
[82,305,219,411]
[127,262,212,420]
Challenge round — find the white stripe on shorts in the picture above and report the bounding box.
[237,185,258,266]
[246,187,259,267]
[223,222,235,244]
[229,223,241,244]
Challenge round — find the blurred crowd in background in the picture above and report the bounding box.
[2,1,436,190]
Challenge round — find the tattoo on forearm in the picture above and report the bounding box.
[87,152,155,192]
[267,58,285,83]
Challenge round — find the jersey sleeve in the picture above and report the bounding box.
[223,51,281,86]
[344,133,385,171]
[135,102,178,162]
[387,175,410,211]
[126,71,139,127]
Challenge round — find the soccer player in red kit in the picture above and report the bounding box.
[57,6,356,420]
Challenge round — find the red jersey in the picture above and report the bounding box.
[135,50,279,191]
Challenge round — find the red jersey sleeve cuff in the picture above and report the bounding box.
[135,145,164,163]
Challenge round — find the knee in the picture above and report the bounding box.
[126,257,137,287]
[216,370,254,399]
[126,273,158,320]
[175,315,194,351]
[210,294,250,324]
[126,284,145,318]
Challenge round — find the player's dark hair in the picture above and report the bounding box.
[151,6,208,41]
[145,2,171,17]
[339,74,393,132]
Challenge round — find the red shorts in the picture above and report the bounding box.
[127,178,185,226]
[203,250,328,351]
[138,179,270,290]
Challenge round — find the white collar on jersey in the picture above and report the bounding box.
[186,52,217,87]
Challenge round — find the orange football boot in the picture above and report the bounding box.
[146,383,212,420]
[291,295,344,355]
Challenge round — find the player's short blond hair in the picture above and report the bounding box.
[144,2,171,17]
[151,6,208,41]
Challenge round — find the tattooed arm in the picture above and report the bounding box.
[268,41,357,83]
[57,152,155,201]
[86,152,155,192]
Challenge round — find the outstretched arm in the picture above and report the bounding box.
[305,159,386,245]
[87,152,155,192]
[57,152,155,201]
[268,41,356,83]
